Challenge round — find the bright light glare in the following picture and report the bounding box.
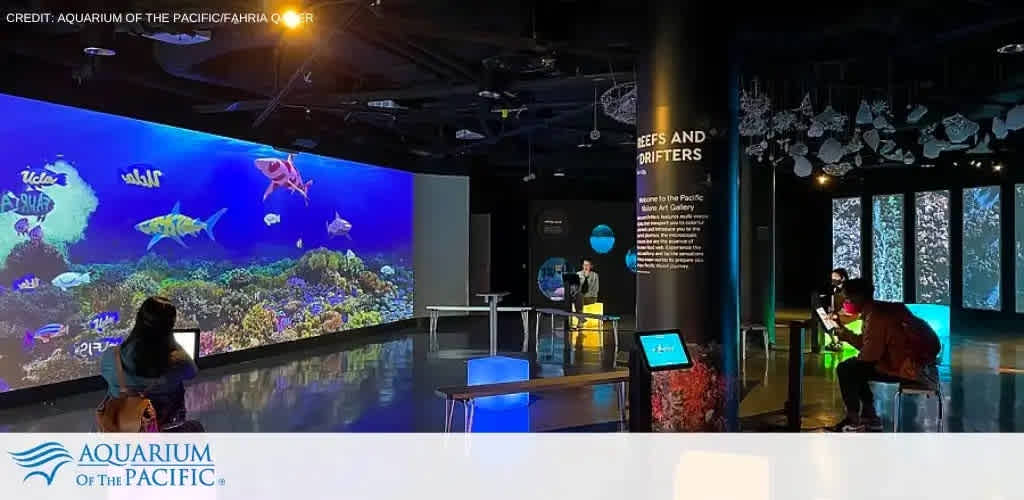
[282,10,302,28]
[817,175,828,185]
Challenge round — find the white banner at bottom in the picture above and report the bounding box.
[0,433,1018,500]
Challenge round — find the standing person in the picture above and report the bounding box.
[577,258,600,306]
[100,296,202,432]
[828,279,941,432]
[823,268,851,351]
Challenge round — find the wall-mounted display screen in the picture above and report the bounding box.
[1016,185,1024,313]
[915,190,950,305]
[963,186,1001,311]
[872,194,904,302]
[832,197,862,279]
[0,93,413,393]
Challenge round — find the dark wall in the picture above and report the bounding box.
[775,173,832,310]
[528,200,636,313]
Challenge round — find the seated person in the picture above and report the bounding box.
[577,258,600,306]
[824,267,854,351]
[101,296,202,432]
[828,279,940,432]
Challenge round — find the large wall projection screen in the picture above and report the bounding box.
[1017,184,1024,313]
[872,194,904,302]
[832,197,862,279]
[0,93,414,392]
[915,190,950,305]
[963,186,1001,311]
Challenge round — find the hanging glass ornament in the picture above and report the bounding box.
[942,113,980,143]
[966,134,993,154]
[817,138,844,164]
[1006,104,1024,131]
[906,104,928,124]
[993,116,1008,139]
[793,155,813,177]
[794,93,814,117]
[808,121,824,137]
[855,100,873,125]
[864,129,880,151]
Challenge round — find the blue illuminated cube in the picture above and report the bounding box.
[467,355,530,410]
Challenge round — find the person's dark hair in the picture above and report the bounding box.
[831,268,849,281]
[842,278,874,302]
[125,296,178,378]
[582,257,592,264]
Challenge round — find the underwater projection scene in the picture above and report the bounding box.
[0,93,413,392]
[915,190,950,305]
[963,186,1000,311]
[1018,185,1024,313]
[832,197,862,278]
[872,194,904,302]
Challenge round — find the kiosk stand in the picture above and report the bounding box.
[628,330,693,432]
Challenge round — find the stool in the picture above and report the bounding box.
[893,381,942,432]
[740,324,769,361]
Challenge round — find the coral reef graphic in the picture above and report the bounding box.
[0,158,98,264]
[831,197,862,278]
[650,344,729,432]
[872,194,904,302]
[963,186,1001,310]
[916,191,951,305]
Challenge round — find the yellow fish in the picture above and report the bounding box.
[135,201,227,251]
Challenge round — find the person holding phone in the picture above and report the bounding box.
[827,279,941,432]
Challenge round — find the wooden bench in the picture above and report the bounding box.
[435,370,629,432]
[426,306,533,352]
[534,307,622,351]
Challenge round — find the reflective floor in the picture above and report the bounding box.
[0,314,1020,432]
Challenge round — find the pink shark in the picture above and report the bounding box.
[254,154,313,205]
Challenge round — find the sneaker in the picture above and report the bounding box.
[827,418,866,433]
[862,415,884,432]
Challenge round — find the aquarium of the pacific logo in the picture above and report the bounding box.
[8,441,222,488]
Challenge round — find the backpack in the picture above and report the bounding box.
[901,312,941,362]
[95,346,160,432]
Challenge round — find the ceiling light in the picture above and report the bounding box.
[83,47,115,56]
[816,174,828,185]
[478,90,501,99]
[997,43,1024,54]
[281,10,302,29]
[521,173,536,183]
[553,170,565,177]
[994,164,1003,172]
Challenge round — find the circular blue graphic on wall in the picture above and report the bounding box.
[625,248,637,273]
[589,224,615,254]
[537,257,568,301]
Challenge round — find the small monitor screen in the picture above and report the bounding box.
[636,330,692,371]
[173,329,199,360]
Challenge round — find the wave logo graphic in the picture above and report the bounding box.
[8,442,72,485]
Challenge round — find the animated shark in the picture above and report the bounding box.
[135,201,227,251]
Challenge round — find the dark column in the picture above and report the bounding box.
[634,0,740,431]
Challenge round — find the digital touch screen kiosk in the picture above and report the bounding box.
[629,329,693,431]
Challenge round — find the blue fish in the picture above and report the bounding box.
[88,311,120,333]
[12,273,39,291]
[0,191,55,222]
[23,323,67,350]
[21,166,67,191]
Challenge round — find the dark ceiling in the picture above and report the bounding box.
[1,0,1024,183]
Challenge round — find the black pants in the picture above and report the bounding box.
[836,359,904,417]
